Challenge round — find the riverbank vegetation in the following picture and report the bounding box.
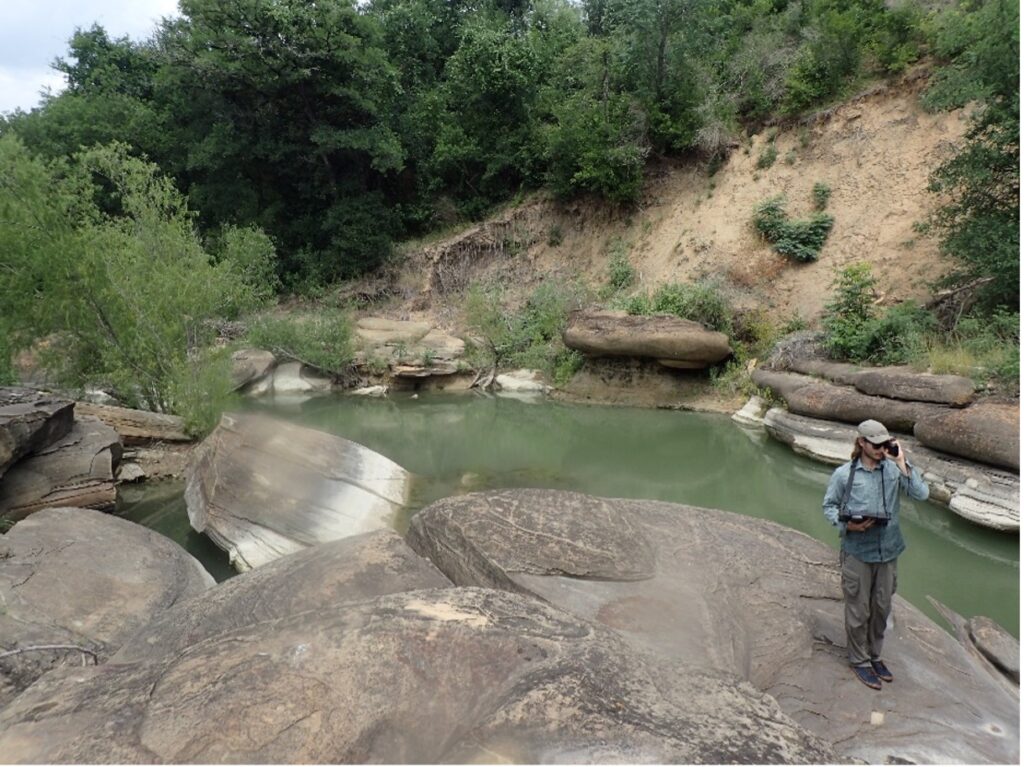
[0,0,1017,427]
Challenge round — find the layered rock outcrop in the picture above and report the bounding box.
[0,388,74,476]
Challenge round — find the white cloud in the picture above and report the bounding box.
[0,0,179,113]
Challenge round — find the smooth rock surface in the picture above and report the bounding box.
[563,308,732,369]
[731,395,769,428]
[968,616,1020,685]
[495,369,550,394]
[75,402,190,444]
[0,587,836,764]
[0,416,122,521]
[784,357,864,385]
[750,369,819,400]
[267,360,334,394]
[0,387,74,476]
[0,507,213,708]
[914,401,1019,471]
[852,366,976,406]
[113,529,451,664]
[407,489,1019,764]
[185,412,412,571]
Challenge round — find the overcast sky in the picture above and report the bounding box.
[0,0,180,114]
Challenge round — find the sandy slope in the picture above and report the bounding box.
[391,70,969,327]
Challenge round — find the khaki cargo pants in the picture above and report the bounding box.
[841,550,897,666]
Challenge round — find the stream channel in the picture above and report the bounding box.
[117,392,1020,637]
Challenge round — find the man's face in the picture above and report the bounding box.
[861,438,887,459]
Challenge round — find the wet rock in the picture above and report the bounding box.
[563,308,732,369]
[495,369,550,395]
[0,417,122,522]
[266,361,333,395]
[914,402,1019,472]
[230,348,276,389]
[786,382,946,432]
[0,387,74,476]
[731,395,769,428]
[75,402,190,445]
[113,529,451,665]
[350,384,389,397]
[185,412,412,571]
[0,587,836,764]
[407,489,1019,764]
[852,366,975,406]
[0,507,213,708]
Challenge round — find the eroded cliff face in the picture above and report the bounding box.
[388,67,966,327]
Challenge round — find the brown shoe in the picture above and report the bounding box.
[853,665,882,689]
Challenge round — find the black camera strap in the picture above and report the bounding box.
[839,462,857,517]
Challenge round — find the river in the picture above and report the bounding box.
[116,392,1019,636]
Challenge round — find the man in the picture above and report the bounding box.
[822,419,929,689]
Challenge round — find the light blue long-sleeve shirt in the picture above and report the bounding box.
[822,456,930,563]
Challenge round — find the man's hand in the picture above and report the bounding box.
[891,440,909,475]
[847,518,875,533]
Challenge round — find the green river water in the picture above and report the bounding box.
[117,392,1019,636]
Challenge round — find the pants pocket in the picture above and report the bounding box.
[841,555,860,600]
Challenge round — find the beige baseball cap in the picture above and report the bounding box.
[857,419,892,444]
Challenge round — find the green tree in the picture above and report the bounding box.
[0,136,268,420]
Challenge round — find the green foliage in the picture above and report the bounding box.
[167,347,239,438]
[822,263,877,360]
[935,310,1019,389]
[0,136,268,414]
[244,311,354,375]
[463,279,586,381]
[859,301,936,364]
[812,182,832,211]
[924,0,1018,310]
[755,144,778,169]
[752,196,834,262]
[625,281,732,334]
[605,240,636,293]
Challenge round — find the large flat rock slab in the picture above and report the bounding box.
[407,489,1019,764]
[0,417,122,522]
[915,401,1019,472]
[0,387,74,476]
[185,412,412,571]
[563,308,732,369]
[0,507,213,708]
[0,587,836,764]
[851,366,976,406]
[113,529,452,664]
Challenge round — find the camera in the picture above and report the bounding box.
[839,513,889,527]
[884,441,899,457]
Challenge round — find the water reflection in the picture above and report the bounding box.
[121,392,1018,636]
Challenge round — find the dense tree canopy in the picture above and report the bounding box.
[0,0,1015,299]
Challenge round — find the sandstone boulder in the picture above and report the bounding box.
[0,587,836,764]
[407,489,1019,764]
[969,616,1020,685]
[914,402,1019,471]
[75,402,190,444]
[0,387,74,476]
[786,381,946,432]
[353,318,466,375]
[185,412,412,571]
[113,529,451,664]
[0,507,213,708]
[852,366,976,405]
[750,369,818,400]
[785,357,864,385]
[266,360,334,395]
[0,417,122,522]
[495,369,550,396]
[230,348,276,389]
[563,309,732,369]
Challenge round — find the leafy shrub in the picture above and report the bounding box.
[860,301,936,364]
[167,347,238,437]
[0,137,269,413]
[245,311,354,375]
[822,263,877,360]
[812,182,832,211]
[624,281,733,335]
[925,310,1020,390]
[752,196,834,262]
[756,144,778,169]
[463,280,587,382]
[606,240,636,293]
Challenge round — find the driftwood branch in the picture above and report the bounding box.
[0,644,99,666]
